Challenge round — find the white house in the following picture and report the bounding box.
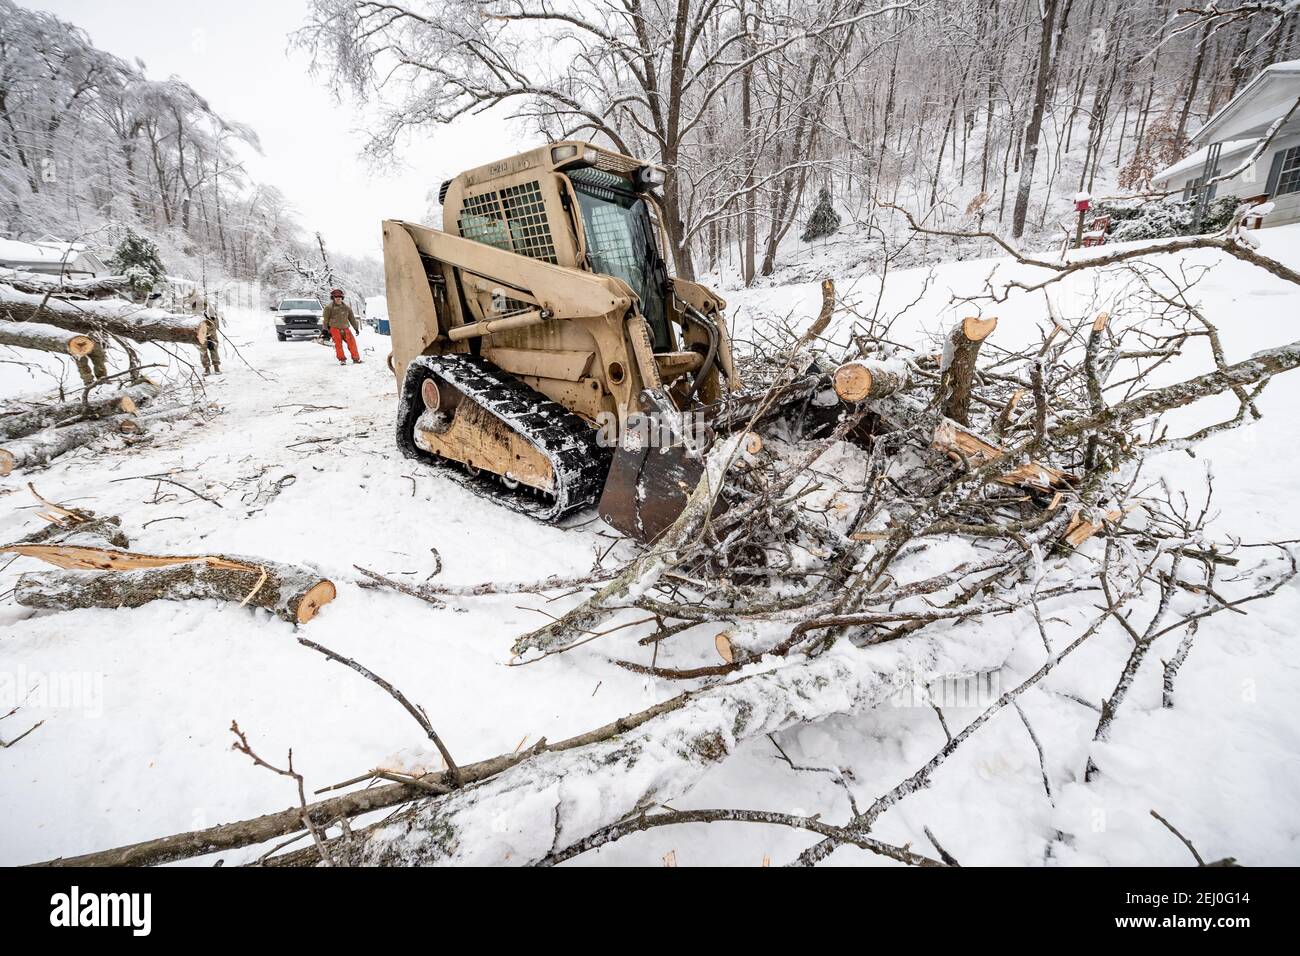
[1153,59,1300,227]
[0,236,109,278]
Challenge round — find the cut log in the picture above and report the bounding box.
[0,413,137,476]
[6,546,336,625]
[831,360,910,403]
[0,268,131,299]
[0,319,95,357]
[0,382,158,443]
[0,284,206,345]
[939,315,997,426]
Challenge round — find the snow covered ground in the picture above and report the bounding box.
[3,227,1300,866]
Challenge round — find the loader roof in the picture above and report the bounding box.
[439,141,658,201]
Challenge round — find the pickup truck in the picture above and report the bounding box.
[270,296,324,340]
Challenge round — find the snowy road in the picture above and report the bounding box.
[0,311,657,866]
[3,230,1300,866]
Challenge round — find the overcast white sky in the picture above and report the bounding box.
[36,0,519,259]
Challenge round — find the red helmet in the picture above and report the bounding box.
[330,288,344,298]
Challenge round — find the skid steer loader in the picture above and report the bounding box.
[384,141,830,542]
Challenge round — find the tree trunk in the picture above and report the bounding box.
[0,286,206,345]
[1012,0,1061,238]
[1176,23,1211,147]
[0,319,96,357]
[939,316,997,425]
[741,6,757,286]
[0,382,158,442]
[6,546,336,625]
[832,360,910,402]
[0,414,139,475]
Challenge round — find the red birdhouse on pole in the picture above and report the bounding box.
[1072,192,1093,249]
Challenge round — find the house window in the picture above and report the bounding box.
[1183,172,1218,202]
[1277,146,1300,197]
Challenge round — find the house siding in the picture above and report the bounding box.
[1269,188,1300,226]
[1160,131,1300,227]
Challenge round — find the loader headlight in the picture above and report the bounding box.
[635,165,667,191]
[551,144,580,164]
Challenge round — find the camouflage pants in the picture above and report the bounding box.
[200,339,221,374]
[200,317,221,373]
[75,343,108,387]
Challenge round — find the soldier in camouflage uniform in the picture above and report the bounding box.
[199,295,221,375]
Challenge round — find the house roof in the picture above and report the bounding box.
[1190,59,1300,147]
[0,237,107,274]
[1153,138,1259,184]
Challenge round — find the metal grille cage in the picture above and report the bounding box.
[590,149,641,175]
[457,182,558,265]
[458,190,512,252]
[500,181,558,264]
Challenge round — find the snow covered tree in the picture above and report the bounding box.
[108,229,167,298]
[0,0,383,287]
[801,187,841,242]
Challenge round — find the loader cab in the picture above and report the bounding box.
[565,166,672,352]
[440,141,677,352]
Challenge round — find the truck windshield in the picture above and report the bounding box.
[281,299,320,310]
[568,168,671,351]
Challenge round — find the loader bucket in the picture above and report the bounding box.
[597,411,711,544]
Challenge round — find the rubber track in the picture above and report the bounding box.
[397,354,610,521]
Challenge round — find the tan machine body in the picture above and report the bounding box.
[383,141,739,539]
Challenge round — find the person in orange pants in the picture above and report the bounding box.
[322,288,362,365]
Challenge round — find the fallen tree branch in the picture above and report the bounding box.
[3,544,336,625]
[295,637,463,786]
[32,691,696,866]
[293,626,1016,866]
[510,433,745,659]
[0,382,158,443]
[0,413,138,475]
[229,721,335,867]
[0,268,132,299]
[537,807,949,867]
[1056,338,1300,439]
